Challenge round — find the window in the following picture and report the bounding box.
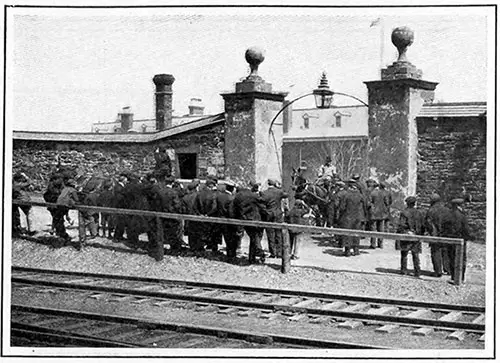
[335,115,341,128]
[177,153,197,179]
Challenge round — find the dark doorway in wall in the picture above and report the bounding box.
[178,153,197,179]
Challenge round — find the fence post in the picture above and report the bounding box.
[77,209,85,243]
[281,228,291,273]
[453,240,464,286]
[154,216,164,261]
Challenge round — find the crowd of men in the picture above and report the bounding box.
[12,154,472,280]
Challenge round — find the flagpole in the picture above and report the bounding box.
[380,18,385,72]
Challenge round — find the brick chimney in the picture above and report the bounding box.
[188,98,204,116]
[153,74,175,131]
[118,106,134,132]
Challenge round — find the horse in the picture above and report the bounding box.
[291,168,333,227]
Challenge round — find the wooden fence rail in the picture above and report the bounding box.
[12,200,465,285]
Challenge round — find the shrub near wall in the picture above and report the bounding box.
[12,124,225,192]
[417,116,487,243]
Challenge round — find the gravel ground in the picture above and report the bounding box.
[10,206,486,306]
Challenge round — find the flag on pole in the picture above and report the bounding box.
[370,18,381,27]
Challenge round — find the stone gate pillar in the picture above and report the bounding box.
[364,27,438,210]
[221,47,287,186]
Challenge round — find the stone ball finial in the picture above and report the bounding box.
[245,47,265,78]
[391,26,414,63]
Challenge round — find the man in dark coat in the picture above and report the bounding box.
[160,176,184,253]
[112,173,129,242]
[337,179,366,256]
[97,178,115,238]
[216,180,242,261]
[260,178,289,258]
[369,181,392,249]
[122,175,150,250]
[233,181,267,264]
[55,178,79,243]
[425,193,452,277]
[397,196,425,278]
[443,198,472,283]
[194,176,220,253]
[181,182,201,251]
[44,173,65,235]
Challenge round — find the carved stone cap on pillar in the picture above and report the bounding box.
[381,27,423,80]
[236,47,272,93]
[153,74,175,90]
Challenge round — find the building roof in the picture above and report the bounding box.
[14,113,225,143]
[418,102,487,118]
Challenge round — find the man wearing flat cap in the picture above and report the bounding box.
[181,181,201,252]
[397,196,425,278]
[369,181,392,249]
[443,198,471,283]
[260,178,289,258]
[194,176,220,253]
[216,180,241,261]
[425,193,452,277]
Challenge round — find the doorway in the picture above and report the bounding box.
[177,153,197,179]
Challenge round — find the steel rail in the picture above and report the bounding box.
[12,268,485,333]
[11,324,144,348]
[11,304,388,349]
[12,266,484,313]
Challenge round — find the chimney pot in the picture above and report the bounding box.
[153,74,175,130]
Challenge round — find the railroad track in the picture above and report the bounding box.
[14,304,371,348]
[12,266,485,344]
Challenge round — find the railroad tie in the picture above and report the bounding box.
[367,306,398,315]
[175,337,214,348]
[60,321,97,331]
[260,312,281,320]
[341,303,369,313]
[292,299,318,308]
[320,301,346,310]
[132,298,153,304]
[35,317,68,326]
[237,309,258,317]
[108,295,133,302]
[217,307,238,315]
[281,297,304,306]
[447,330,466,341]
[89,293,108,300]
[139,332,179,346]
[472,314,485,325]
[411,327,434,336]
[153,300,174,306]
[195,304,219,312]
[375,325,399,334]
[192,289,222,298]
[288,314,307,322]
[309,316,331,324]
[256,295,281,304]
[405,309,429,319]
[136,285,162,291]
[439,311,463,322]
[338,320,363,330]
[112,328,145,341]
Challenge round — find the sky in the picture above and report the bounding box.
[7,5,493,132]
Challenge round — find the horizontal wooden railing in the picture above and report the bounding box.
[12,200,465,285]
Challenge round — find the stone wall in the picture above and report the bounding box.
[417,116,487,242]
[13,124,225,192]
